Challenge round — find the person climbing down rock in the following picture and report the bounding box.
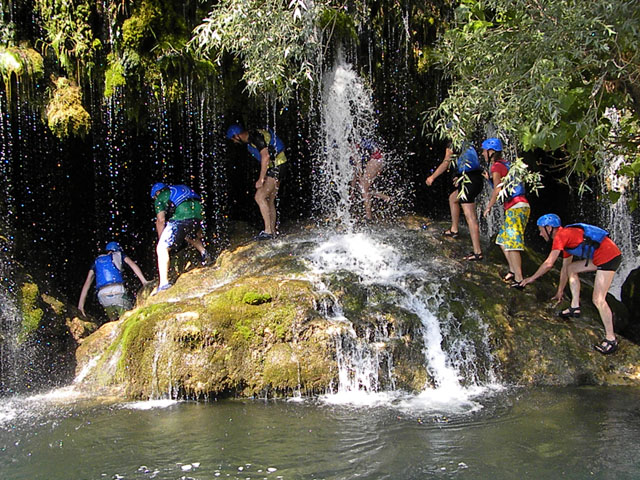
[520,214,622,355]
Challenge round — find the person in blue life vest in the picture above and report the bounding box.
[351,138,391,221]
[78,241,149,320]
[151,183,210,294]
[520,214,622,355]
[226,124,287,240]
[482,137,530,287]
[426,139,484,259]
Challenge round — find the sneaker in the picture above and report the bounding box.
[201,251,213,266]
[152,283,172,296]
[255,231,274,241]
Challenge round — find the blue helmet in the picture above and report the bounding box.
[226,124,244,140]
[537,214,562,228]
[105,241,122,252]
[481,137,503,151]
[150,182,167,198]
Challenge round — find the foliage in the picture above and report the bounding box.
[104,54,126,98]
[46,77,91,138]
[190,0,325,103]
[34,0,100,80]
[0,45,44,98]
[428,0,640,194]
[18,282,44,344]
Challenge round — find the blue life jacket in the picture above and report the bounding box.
[94,252,124,289]
[247,128,285,163]
[564,223,609,259]
[456,146,481,174]
[169,185,200,207]
[496,160,526,199]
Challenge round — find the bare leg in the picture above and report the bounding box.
[254,177,278,234]
[448,190,461,233]
[461,202,482,255]
[501,247,523,282]
[360,158,384,220]
[156,243,171,286]
[593,269,616,340]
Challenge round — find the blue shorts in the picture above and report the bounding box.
[159,219,202,251]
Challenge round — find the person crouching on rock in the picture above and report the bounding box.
[520,214,622,355]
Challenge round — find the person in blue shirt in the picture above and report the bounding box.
[426,140,484,260]
[226,124,287,240]
[78,241,148,320]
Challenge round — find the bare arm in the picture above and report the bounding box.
[551,255,573,303]
[426,147,454,186]
[483,171,502,217]
[124,256,148,284]
[255,148,270,189]
[520,250,562,286]
[155,211,166,239]
[77,269,95,316]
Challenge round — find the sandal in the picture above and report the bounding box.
[503,271,515,282]
[442,230,459,239]
[559,306,581,318]
[594,338,618,355]
[463,252,483,261]
[510,280,525,290]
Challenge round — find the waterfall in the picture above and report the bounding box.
[306,231,498,407]
[315,57,379,226]
[599,108,640,300]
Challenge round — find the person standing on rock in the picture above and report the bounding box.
[482,137,529,287]
[426,139,484,260]
[151,182,210,295]
[520,214,622,355]
[78,241,149,320]
[226,124,287,240]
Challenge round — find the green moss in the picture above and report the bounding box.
[18,282,44,343]
[46,77,91,139]
[242,291,272,305]
[104,54,126,98]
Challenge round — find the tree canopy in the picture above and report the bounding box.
[429,0,640,200]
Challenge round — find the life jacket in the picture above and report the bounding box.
[169,185,200,207]
[564,223,609,260]
[456,146,481,174]
[495,159,525,199]
[247,128,286,166]
[94,252,124,290]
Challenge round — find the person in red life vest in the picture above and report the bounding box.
[78,241,149,321]
[226,124,287,240]
[426,140,484,259]
[520,214,622,355]
[482,137,530,284]
[352,138,391,221]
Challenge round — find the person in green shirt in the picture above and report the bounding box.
[150,183,209,294]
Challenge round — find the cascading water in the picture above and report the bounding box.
[305,230,499,410]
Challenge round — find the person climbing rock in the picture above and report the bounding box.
[226,124,287,240]
[150,182,209,294]
[482,137,529,284]
[351,138,391,221]
[521,214,622,355]
[426,139,483,259]
[78,241,148,320]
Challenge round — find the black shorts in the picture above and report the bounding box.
[267,162,287,182]
[597,254,622,272]
[455,170,484,204]
[159,219,202,251]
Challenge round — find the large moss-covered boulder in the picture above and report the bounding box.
[74,218,640,400]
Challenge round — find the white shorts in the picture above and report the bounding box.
[97,283,130,309]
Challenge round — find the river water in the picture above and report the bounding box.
[1,386,639,479]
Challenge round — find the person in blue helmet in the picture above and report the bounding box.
[78,241,149,320]
[521,214,622,355]
[426,139,484,259]
[226,124,287,240]
[482,137,529,286]
[151,182,210,294]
